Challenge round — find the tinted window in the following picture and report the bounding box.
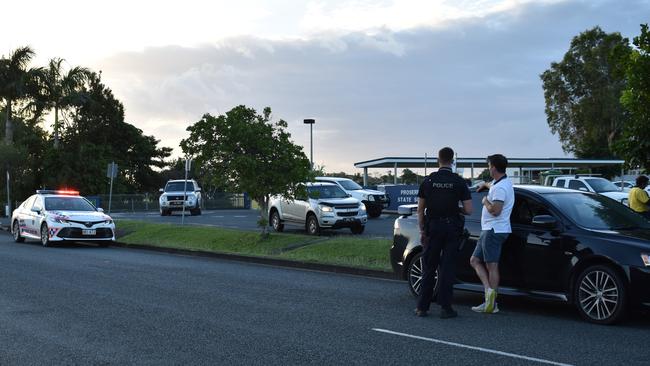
[33,196,44,210]
[555,179,565,187]
[307,185,348,199]
[165,182,195,192]
[469,191,487,221]
[568,180,588,191]
[45,197,96,211]
[585,178,620,193]
[512,195,552,225]
[545,192,650,230]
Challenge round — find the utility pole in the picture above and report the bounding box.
[303,119,315,169]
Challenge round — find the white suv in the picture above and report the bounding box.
[159,179,202,216]
[268,182,368,235]
[315,177,389,218]
[551,176,628,205]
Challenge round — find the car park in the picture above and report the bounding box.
[550,176,629,205]
[11,190,116,247]
[391,185,650,324]
[269,182,368,235]
[315,177,389,218]
[159,179,202,216]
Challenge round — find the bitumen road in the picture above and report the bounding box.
[1,232,648,365]
[109,209,396,238]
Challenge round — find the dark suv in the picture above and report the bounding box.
[391,185,650,324]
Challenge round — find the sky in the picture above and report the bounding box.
[3,0,650,174]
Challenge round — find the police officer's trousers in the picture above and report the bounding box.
[417,218,461,311]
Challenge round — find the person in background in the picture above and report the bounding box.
[628,175,650,219]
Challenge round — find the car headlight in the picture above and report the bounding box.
[642,254,650,267]
[319,204,333,212]
[359,203,366,211]
[105,219,113,225]
[367,195,375,202]
[50,216,67,224]
[160,196,167,202]
[621,198,629,206]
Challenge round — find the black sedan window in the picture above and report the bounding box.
[545,192,650,230]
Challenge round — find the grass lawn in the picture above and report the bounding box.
[116,220,392,271]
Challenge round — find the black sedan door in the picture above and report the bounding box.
[510,193,573,293]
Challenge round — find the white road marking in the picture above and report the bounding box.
[371,328,574,366]
[233,216,248,218]
[213,216,225,218]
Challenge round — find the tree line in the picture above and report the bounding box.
[0,47,172,211]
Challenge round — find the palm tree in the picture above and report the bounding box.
[41,58,90,148]
[0,46,38,145]
[0,46,40,214]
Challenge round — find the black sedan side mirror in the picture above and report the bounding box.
[532,215,557,228]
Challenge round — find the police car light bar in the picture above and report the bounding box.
[36,189,80,195]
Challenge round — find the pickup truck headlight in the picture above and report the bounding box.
[642,254,650,267]
[319,204,333,212]
[367,195,375,202]
[359,203,366,211]
[160,196,167,202]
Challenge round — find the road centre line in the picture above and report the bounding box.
[233,215,248,218]
[371,328,574,366]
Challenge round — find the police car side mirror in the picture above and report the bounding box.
[159,188,164,193]
[31,207,41,214]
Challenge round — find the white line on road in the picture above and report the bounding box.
[233,216,248,218]
[371,328,574,366]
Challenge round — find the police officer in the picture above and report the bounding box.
[415,147,473,319]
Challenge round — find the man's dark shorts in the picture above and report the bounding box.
[472,229,509,263]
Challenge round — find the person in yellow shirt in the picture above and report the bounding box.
[628,175,650,218]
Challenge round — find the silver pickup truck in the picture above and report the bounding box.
[268,182,368,235]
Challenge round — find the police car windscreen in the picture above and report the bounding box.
[308,186,348,199]
[45,197,96,211]
[166,182,195,191]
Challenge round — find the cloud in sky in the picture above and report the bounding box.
[3,0,649,173]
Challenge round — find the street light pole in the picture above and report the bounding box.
[303,119,315,169]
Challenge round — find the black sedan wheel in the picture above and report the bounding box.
[407,252,438,298]
[40,224,51,247]
[575,265,627,325]
[13,221,24,243]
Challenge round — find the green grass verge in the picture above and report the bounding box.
[116,220,392,271]
[278,237,392,271]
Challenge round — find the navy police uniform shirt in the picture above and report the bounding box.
[418,167,471,218]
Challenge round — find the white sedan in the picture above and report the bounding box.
[11,190,115,247]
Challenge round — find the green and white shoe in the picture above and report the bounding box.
[485,289,497,313]
[471,302,499,313]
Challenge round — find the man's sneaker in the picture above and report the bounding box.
[472,302,499,313]
[472,302,487,313]
[485,288,497,313]
[440,307,458,319]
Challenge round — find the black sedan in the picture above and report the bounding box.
[391,185,650,324]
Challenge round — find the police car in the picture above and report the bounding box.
[10,190,116,247]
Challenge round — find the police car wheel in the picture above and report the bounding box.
[40,224,51,247]
[306,214,320,235]
[12,221,24,243]
[407,252,439,298]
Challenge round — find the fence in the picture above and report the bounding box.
[87,193,251,212]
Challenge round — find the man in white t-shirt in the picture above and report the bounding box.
[470,154,514,314]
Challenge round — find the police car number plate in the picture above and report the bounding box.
[82,229,96,235]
